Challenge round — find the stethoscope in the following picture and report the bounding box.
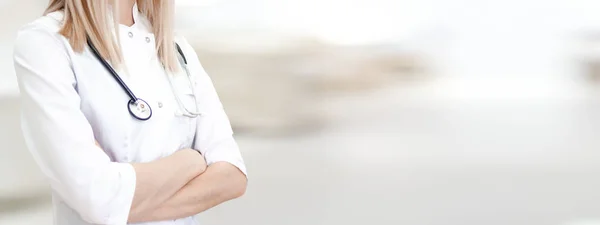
[88,39,202,120]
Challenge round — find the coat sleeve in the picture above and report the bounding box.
[177,37,247,177]
[14,25,136,225]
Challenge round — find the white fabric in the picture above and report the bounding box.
[13,5,246,225]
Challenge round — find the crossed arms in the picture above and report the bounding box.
[123,148,246,223]
[92,140,247,223]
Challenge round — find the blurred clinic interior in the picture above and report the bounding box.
[2,0,600,225]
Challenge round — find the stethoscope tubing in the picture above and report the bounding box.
[176,44,188,64]
[87,38,199,120]
[87,39,138,101]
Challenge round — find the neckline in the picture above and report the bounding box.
[118,3,140,28]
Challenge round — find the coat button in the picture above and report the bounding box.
[145,37,151,43]
[158,102,163,108]
[128,32,133,38]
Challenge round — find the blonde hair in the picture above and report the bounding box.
[44,0,179,72]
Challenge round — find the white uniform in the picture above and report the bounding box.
[13,5,246,225]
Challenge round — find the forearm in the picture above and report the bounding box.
[128,149,205,221]
[131,162,247,223]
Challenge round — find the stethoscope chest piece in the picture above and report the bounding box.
[128,98,152,120]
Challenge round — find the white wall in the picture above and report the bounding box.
[175,0,600,79]
[3,0,600,92]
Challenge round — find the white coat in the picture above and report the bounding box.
[13,5,246,225]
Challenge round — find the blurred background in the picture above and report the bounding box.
[2,0,600,224]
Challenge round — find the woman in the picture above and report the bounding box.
[13,0,247,224]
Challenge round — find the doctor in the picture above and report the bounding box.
[13,0,247,225]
